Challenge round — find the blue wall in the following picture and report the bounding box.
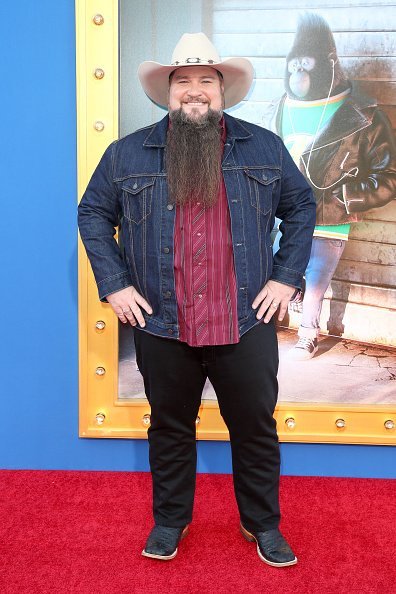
[1,0,395,478]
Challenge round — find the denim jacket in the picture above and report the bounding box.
[78,113,316,339]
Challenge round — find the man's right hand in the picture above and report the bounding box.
[106,286,153,327]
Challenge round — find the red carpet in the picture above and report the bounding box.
[0,472,395,594]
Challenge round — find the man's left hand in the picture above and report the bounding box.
[252,280,296,324]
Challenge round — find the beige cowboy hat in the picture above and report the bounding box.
[138,32,254,109]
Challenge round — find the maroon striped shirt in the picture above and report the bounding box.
[174,119,239,346]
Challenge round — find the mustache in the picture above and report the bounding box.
[166,108,223,207]
[169,106,222,129]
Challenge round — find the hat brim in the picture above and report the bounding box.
[137,58,254,109]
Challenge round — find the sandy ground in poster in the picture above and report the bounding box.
[118,323,396,404]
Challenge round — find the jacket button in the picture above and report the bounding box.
[167,204,174,210]
[163,247,170,254]
[167,329,174,335]
[164,291,171,298]
[133,182,138,189]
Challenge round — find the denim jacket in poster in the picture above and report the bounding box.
[78,112,316,339]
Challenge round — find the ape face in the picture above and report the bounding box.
[287,56,316,98]
[285,53,343,101]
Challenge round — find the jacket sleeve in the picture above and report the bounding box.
[340,109,396,213]
[270,137,316,289]
[78,142,133,302]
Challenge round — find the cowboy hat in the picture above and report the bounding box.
[137,32,254,109]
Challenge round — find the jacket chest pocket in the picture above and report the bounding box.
[244,168,280,215]
[121,177,155,224]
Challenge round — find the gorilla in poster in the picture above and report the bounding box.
[263,13,396,360]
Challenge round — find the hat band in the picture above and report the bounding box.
[171,57,218,66]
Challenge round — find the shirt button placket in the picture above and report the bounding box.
[191,203,208,345]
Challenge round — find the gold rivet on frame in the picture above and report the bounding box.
[142,414,151,427]
[94,68,105,80]
[335,418,346,429]
[195,416,201,425]
[285,417,296,430]
[95,412,106,425]
[95,366,106,376]
[95,320,106,331]
[94,121,105,132]
[93,14,104,25]
[384,419,395,430]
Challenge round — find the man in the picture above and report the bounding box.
[78,33,315,567]
[263,14,396,360]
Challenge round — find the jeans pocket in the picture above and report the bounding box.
[327,238,345,248]
[122,177,155,224]
[244,168,280,215]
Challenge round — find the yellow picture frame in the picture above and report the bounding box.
[76,0,396,444]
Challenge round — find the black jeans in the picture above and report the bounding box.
[133,321,281,532]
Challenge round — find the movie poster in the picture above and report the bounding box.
[118,0,396,406]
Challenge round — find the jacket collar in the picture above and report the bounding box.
[142,111,252,148]
[224,112,253,141]
[143,114,168,148]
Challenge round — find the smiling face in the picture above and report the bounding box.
[168,65,224,118]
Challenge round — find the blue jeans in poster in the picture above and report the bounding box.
[298,237,346,340]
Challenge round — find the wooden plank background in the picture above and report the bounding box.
[209,0,396,345]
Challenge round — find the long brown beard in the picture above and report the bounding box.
[166,108,223,206]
